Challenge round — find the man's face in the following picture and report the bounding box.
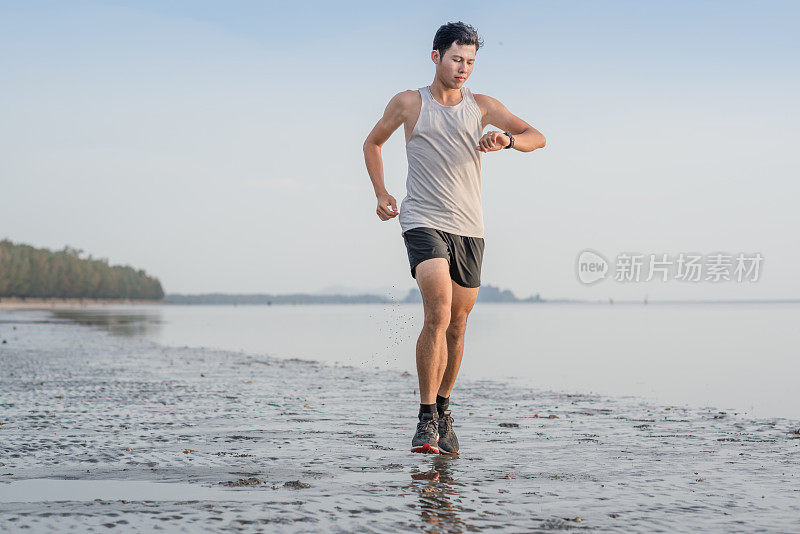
[433,42,476,88]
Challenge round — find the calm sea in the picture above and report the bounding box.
[48,301,799,421]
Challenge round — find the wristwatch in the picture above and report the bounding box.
[503,131,515,149]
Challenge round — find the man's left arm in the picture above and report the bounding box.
[473,94,546,153]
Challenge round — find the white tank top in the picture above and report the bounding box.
[399,85,484,238]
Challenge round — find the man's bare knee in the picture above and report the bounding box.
[424,304,451,332]
[446,315,468,338]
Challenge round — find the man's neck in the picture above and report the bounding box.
[429,80,463,106]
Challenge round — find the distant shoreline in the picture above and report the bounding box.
[1,296,797,310]
[0,297,167,310]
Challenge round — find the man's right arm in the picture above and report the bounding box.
[363,91,413,221]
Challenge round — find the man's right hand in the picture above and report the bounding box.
[376,192,399,221]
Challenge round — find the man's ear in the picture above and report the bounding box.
[431,50,439,64]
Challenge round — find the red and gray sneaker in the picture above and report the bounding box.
[411,412,440,454]
[437,409,459,454]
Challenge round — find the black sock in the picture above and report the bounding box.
[419,403,436,419]
[436,394,450,416]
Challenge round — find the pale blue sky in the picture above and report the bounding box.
[2,1,798,299]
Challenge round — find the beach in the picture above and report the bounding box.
[1,308,798,532]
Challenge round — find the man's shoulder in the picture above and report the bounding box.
[393,88,422,107]
[471,92,499,114]
[386,89,422,119]
[398,88,421,98]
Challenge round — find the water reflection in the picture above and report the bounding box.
[50,308,163,337]
[409,455,471,533]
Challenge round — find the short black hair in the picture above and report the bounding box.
[432,21,483,60]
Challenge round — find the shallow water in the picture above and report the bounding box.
[0,309,798,532]
[47,302,800,419]
[0,479,268,502]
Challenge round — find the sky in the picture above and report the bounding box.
[1,1,798,300]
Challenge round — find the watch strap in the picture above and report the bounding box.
[503,131,515,149]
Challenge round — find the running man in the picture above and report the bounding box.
[363,21,546,454]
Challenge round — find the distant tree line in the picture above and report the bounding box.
[164,285,545,305]
[0,239,164,300]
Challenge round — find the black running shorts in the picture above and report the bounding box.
[402,226,485,288]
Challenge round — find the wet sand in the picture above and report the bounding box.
[0,309,798,532]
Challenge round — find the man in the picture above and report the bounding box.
[362,21,546,454]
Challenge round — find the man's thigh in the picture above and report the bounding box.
[414,258,453,317]
[450,280,479,322]
[402,227,450,280]
[402,227,479,312]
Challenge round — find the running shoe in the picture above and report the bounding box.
[411,412,440,454]
[437,409,459,454]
